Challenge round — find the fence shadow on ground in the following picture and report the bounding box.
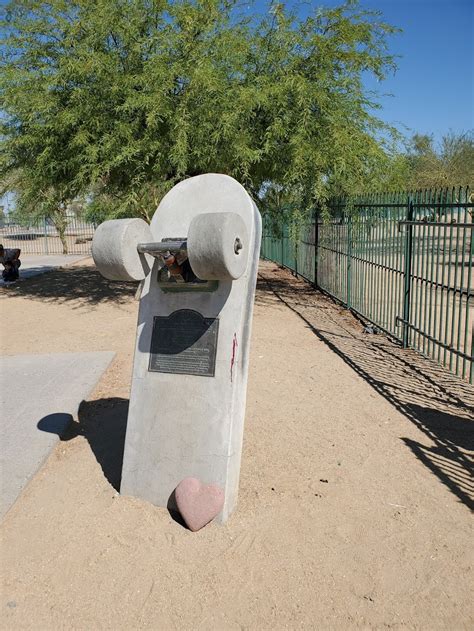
[38,398,129,491]
[3,265,137,306]
[257,270,474,511]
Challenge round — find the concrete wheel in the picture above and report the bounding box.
[92,218,153,281]
[187,212,249,281]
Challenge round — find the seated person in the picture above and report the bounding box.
[0,245,22,281]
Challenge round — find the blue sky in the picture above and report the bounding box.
[360,0,473,142]
[252,0,474,144]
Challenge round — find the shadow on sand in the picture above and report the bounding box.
[257,270,474,511]
[38,398,129,491]
[3,265,137,306]
[37,401,189,527]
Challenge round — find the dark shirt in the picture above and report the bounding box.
[0,248,21,264]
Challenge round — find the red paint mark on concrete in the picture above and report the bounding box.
[230,333,238,382]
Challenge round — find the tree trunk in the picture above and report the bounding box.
[58,228,68,254]
[52,209,69,254]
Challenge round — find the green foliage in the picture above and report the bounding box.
[404,131,474,189]
[1,0,399,222]
[84,198,114,227]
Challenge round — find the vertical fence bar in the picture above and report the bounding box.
[388,195,398,337]
[294,238,298,277]
[402,197,414,348]
[375,199,382,327]
[447,189,460,373]
[454,187,466,376]
[280,224,284,266]
[43,216,49,255]
[443,190,455,367]
[426,188,437,357]
[412,190,422,351]
[347,213,352,309]
[396,193,405,342]
[437,193,449,363]
[461,193,473,380]
[362,205,369,318]
[464,202,473,382]
[314,212,319,288]
[431,188,444,363]
[423,189,430,354]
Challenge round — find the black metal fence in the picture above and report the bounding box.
[261,187,473,383]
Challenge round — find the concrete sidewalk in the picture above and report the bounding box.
[0,351,115,519]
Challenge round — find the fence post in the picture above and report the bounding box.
[402,197,414,348]
[314,212,319,288]
[281,226,284,266]
[294,241,298,277]
[43,216,49,255]
[347,213,352,309]
[469,225,474,384]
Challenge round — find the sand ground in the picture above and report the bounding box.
[1,259,473,630]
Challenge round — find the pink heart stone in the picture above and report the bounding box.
[175,477,224,532]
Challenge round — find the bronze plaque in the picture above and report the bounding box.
[149,309,219,377]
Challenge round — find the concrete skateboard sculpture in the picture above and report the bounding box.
[92,174,261,522]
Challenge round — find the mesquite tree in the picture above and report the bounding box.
[1,0,398,222]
